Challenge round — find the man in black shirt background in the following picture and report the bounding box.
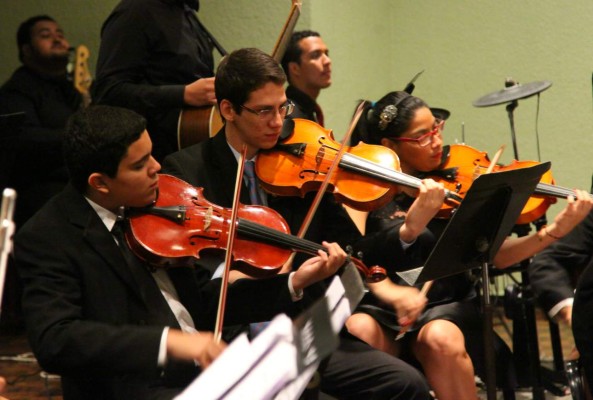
[0,14,80,225]
[0,15,81,329]
[281,30,331,127]
[93,0,217,162]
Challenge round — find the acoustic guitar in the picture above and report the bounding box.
[73,45,92,108]
[176,0,302,150]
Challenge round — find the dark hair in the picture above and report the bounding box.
[351,91,428,146]
[17,15,56,62]
[64,105,146,193]
[280,30,321,81]
[215,48,286,114]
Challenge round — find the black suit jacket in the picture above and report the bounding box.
[529,210,593,314]
[571,212,593,391]
[14,183,299,400]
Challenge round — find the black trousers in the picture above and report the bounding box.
[319,333,431,400]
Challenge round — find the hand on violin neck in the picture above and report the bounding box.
[291,241,347,292]
[400,179,445,242]
[550,188,593,238]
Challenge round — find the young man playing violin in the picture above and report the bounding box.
[13,104,350,400]
[162,47,432,400]
[346,90,593,400]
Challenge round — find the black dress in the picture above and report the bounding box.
[354,193,516,387]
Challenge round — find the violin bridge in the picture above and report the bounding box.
[472,165,481,181]
[204,206,213,230]
[315,146,325,165]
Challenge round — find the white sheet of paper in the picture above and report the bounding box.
[174,314,296,400]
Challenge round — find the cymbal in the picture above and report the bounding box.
[473,80,552,107]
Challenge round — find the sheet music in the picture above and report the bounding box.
[176,274,358,400]
[174,314,296,400]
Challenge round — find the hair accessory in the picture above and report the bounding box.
[378,105,398,131]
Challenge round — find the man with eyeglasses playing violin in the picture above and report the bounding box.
[162,47,432,400]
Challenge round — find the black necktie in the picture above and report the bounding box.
[111,220,178,326]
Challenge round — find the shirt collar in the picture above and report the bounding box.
[227,141,258,164]
[286,85,318,113]
[85,197,122,232]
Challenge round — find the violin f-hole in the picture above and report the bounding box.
[300,169,326,179]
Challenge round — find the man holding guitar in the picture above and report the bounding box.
[93,0,217,162]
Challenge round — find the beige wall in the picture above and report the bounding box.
[2,0,591,219]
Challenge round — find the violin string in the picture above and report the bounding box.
[340,152,422,188]
[237,219,323,255]
[296,140,436,199]
[535,182,571,198]
[535,182,593,200]
[340,152,461,202]
[177,204,325,254]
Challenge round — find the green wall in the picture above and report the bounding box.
[2,0,591,219]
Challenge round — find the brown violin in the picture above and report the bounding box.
[424,144,501,218]
[125,174,386,282]
[256,118,462,212]
[427,143,589,224]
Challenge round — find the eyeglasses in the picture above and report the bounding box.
[240,100,295,120]
[389,120,445,147]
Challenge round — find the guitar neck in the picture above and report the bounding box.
[270,0,302,62]
[73,45,92,107]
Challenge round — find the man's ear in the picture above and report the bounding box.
[288,61,301,79]
[88,172,110,194]
[219,99,235,122]
[21,44,32,60]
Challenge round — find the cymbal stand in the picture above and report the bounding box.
[505,100,520,160]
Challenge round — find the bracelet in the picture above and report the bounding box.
[545,227,562,240]
[537,226,562,241]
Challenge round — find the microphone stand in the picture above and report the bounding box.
[0,188,17,316]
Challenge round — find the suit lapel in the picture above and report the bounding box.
[64,186,148,305]
[210,132,251,207]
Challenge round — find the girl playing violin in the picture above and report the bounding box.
[346,90,593,400]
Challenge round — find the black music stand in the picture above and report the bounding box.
[398,161,550,400]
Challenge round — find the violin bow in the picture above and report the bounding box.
[486,144,506,174]
[395,281,433,340]
[213,146,248,342]
[396,144,506,341]
[288,101,366,263]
